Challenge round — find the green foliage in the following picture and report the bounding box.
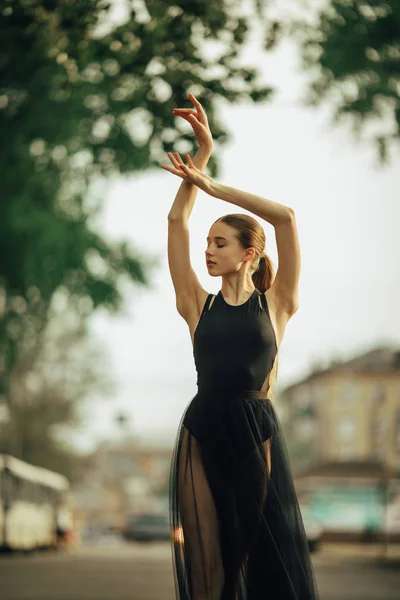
[0,0,275,475]
[294,1,400,161]
[1,0,273,316]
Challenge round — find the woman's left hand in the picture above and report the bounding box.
[161,152,215,195]
[173,94,213,152]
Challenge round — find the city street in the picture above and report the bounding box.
[1,541,399,600]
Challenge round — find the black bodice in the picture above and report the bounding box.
[193,289,278,395]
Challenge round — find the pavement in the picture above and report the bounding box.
[313,542,400,566]
[1,540,400,600]
[73,536,400,564]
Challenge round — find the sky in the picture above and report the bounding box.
[78,29,400,451]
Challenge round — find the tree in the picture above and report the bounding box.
[1,0,276,471]
[293,1,400,161]
[1,0,274,352]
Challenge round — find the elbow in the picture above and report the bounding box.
[273,207,295,228]
[287,207,295,221]
[168,213,189,223]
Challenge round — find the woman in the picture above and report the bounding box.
[162,94,319,600]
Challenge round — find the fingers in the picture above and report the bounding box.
[173,108,203,127]
[185,153,195,168]
[189,93,208,123]
[170,151,195,171]
[172,108,196,115]
[161,164,180,175]
[161,164,186,179]
[167,152,184,168]
[173,93,203,114]
[173,94,207,125]
[168,151,195,168]
[163,152,192,177]
[174,152,184,165]
[188,93,202,111]
[164,152,196,180]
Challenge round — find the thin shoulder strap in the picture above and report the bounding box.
[200,293,214,319]
[260,292,269,314]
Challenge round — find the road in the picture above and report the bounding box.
[1,541,399,600]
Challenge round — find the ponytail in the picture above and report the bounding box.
[252,252,275,294]
[252,252,279,398]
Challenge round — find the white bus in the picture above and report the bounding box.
[0,454,70,551]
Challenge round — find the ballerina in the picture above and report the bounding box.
[162,93,319,600]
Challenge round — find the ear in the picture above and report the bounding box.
[244,247,256,263]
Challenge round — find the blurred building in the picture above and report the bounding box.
[72,440,172,531]
[280,346,400,541]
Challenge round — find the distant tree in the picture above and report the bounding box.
[293,1,400,160]
[1,0,276,471]
[0,297,114,482]
[1,0,274,367]
[1,0,275,320]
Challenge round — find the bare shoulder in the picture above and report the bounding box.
[264,286,297,350]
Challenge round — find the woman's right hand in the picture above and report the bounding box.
[161,152,215,195]
[173,93,213,152]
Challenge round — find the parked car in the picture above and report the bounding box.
[123,512,170,542]
[300,505,323,553]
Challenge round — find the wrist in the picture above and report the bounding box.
[197,142,213,156]
[201,141,213,152]
[193,146,212,171]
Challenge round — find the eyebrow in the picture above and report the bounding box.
[206,236,228,242]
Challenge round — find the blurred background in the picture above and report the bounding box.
[0,1,399,599]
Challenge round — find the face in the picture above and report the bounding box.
[205,221,255,276]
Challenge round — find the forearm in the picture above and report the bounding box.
[167,146,212,221]
[209,181,293,227]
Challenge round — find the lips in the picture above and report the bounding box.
[207,261,216,266]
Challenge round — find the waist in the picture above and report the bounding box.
[196,384,270,401]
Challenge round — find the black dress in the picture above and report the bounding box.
[169,288,319,600]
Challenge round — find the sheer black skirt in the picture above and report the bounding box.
[168,388,320,600]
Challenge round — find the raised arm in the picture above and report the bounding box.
[268,213,300,316]
[207,180,300,318]
[165,95,213,321]
[163,154,300,326]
